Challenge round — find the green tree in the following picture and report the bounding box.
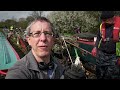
[26,16,34,22]
[4,19,17,29]
[47,11,101,35]
[18,18,28,29]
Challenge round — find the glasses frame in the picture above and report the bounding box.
[29,31,54,38]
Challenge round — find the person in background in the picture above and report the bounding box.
[91,11,120,79]
[74,27,81,34]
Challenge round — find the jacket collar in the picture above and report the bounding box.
[26,50,40,72]
[26,50,58,72]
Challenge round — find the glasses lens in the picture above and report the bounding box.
[30,31,53,38]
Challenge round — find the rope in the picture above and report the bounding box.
[62,36,73,64]
[65,40,92,55]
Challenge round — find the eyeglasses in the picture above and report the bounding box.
[29,31,54,38]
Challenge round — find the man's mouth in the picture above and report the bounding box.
[39,45,47,47]
[38,46,48,49]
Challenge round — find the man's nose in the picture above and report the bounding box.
[39,33,47,41]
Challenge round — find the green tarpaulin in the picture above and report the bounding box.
[0,32,19,70]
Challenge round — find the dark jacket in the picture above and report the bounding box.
[5,51,64,79]
[95,24,116,54]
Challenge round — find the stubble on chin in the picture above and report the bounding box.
[36,50,51,57]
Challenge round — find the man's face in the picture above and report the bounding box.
[27,21,54,58]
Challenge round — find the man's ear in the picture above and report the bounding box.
[26,35,30,40]
[26,36,31,45]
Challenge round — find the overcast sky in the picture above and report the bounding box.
[0,11,32,21]
[0,11,52,21]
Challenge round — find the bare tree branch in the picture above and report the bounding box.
[31,11,44,19]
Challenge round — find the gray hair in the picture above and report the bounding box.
[25,17,56,37]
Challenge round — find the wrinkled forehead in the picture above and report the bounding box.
[30,21,52,32]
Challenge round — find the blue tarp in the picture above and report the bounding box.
[0,32,19,70]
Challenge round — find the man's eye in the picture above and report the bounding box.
[33,32,40,36]
[44,32,52,35]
